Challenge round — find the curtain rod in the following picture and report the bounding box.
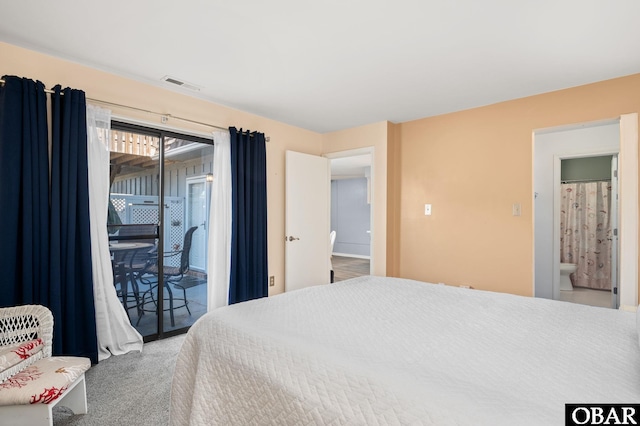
[0,78,269,141]
[0,78,60,95]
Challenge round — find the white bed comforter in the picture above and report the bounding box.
[170,276,640,425]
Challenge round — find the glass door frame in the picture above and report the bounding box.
[111,120,213,342]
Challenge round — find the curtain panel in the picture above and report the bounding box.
[49,86,98,362]
[87,105,143,360]
[0,76,98,363]
[0,76,50,306]
[229,127,268,304]
[208,131,232,310]
[559,181,612,290]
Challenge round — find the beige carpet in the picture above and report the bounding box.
[53,334,186,425]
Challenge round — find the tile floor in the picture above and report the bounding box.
[119,276,208,337]
[557,287,614,308]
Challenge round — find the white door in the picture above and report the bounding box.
[186,177,208,272]
[285,150,330,291]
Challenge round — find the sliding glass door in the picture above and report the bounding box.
[108,122,213,341]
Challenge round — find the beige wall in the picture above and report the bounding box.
[393,73,640,297]
[322,122,388,276]
[5,41,639,300]
[0,42,323,295]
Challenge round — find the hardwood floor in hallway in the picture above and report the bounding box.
[332,255,370,282]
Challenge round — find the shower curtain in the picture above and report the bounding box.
[559,181,612,290]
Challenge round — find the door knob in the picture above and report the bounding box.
[287,236,300,242]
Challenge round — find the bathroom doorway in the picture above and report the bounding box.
[557,155,618,308]
[533,115,640,310]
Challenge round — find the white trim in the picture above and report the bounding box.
[534,117,620,135]
[110,113,215,140]
[531,131,536,297]
[619,113,639,309]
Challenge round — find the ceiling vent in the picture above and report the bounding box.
[161,75,202,92]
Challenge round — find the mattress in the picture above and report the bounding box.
[170,276,640,425]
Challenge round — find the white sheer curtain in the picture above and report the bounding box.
[208,131,232,310]
[87,105,143,360]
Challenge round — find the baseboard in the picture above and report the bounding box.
[332,252,371,260]
[619,304,638,312]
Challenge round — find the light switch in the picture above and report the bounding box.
[512,203,521,216]
[424,204,432,216]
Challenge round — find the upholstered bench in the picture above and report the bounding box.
[0,305,91,425]
[0,305,53,384]
[0,356,90,426]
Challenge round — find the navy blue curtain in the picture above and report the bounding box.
[0,76,50,306]
[229,127,268,304]
[49,86,97,362]
[0,76,97,363]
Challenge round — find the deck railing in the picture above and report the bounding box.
[111,131,159,156]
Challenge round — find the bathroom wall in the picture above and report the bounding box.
[561,156,613,181]
[534,122,620,299]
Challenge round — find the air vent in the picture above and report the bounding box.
[161,76,202,92]
[164,77,184,86]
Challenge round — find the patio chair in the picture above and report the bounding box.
[138,226,198,327]
[111,224,157,318]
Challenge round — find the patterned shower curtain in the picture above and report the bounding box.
[559,181,612,290]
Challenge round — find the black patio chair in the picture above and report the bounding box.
[111,224,158,318]
[138,226,198,327]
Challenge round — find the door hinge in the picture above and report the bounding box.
[614,170,618,178]
[613,287,618,295]
[614,228,618,236]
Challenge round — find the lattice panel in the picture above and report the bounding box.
[131,206,159,225]
[111,197,127,224]
[107,194,185,268]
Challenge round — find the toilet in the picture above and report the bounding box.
[560,263,577,291]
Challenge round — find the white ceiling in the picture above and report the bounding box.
[2,1,640,133]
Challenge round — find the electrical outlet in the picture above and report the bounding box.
[269,276,275,287]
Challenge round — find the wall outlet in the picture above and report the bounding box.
[269,276,275,287]
[424,204,432,216]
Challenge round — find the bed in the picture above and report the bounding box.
[170,276,640,425]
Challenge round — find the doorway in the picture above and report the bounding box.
[186,176,209,273]
[556,155,618,308]
[328,150,374,281]
[533,114,638,310]
[109,121,213,341]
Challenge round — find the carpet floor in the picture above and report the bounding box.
[53,334,186,425]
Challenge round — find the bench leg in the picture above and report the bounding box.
[0,404,53,426]
[59,373,87,414]
[0,373,87,425]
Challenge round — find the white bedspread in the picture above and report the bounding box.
[170,276,640,425]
